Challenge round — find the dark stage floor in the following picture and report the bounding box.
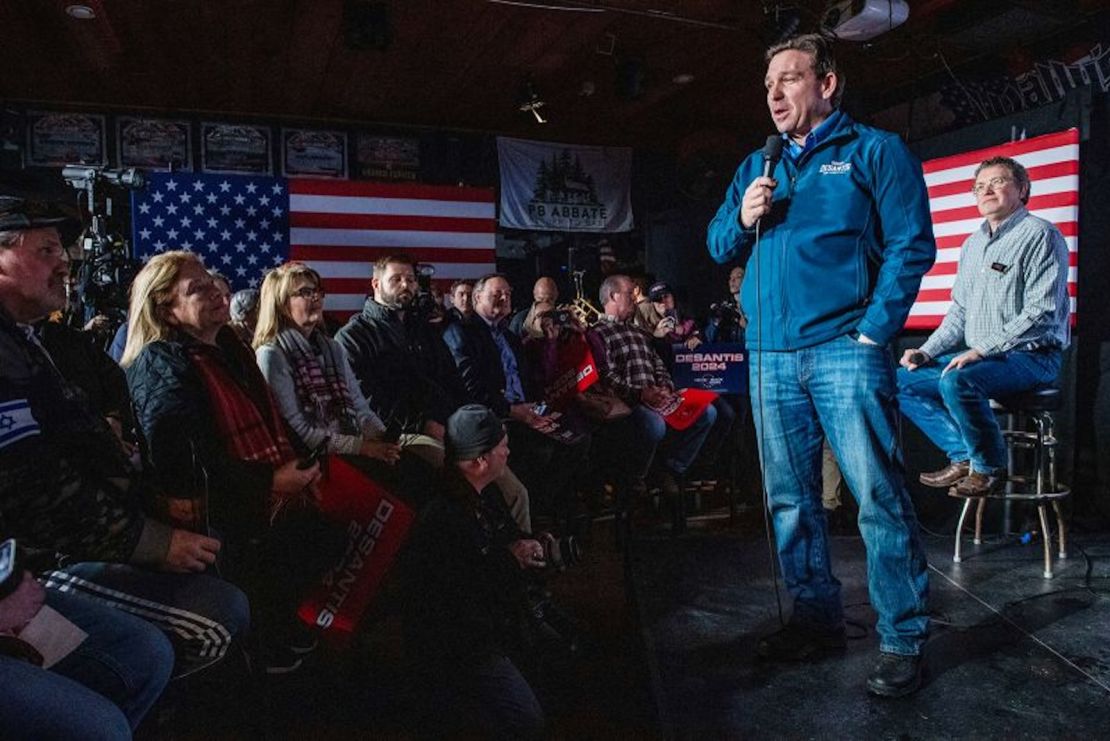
[628,527,1110,739]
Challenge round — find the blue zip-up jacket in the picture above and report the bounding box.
[707,113,936,351]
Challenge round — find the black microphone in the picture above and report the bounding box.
[756,135,784,228]
[908,351,927,366]
[761,134,784,179]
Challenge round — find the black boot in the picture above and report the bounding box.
[866,651,922,697]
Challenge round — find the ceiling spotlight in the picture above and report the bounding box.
[521,102,547,124]
[518,78,548,124]
[65,4,96,19]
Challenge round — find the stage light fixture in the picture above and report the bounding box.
[518,79,548,124]
[65,4,96,20]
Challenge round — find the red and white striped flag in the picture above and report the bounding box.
[288,180,497,319]
[908,128,1079,330]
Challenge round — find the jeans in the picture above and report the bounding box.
[750,334,929,655]
[897,349,1062,474]
[43,563,250,678]
[0,589,174,738]
[694,396,737,470]
[624,401,717,478]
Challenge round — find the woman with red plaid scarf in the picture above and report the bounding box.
[123,251,336,674]
[253,263,449,506]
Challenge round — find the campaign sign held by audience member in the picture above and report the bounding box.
[298,456,415,643]
[543,335,599,409]
[646,387,718,431]
[670,342,747,394]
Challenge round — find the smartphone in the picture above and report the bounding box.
[297,443,327,471]
[382,423,402,444]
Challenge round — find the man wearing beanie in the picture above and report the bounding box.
[402,404,546,738]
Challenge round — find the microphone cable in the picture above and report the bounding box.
[750,133,785,625]
[752,165,786,629]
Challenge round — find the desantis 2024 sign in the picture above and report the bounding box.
[671,343,747,394]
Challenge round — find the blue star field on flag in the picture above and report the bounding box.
[130,171,290,291]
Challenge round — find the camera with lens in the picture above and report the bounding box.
[537,307,574,327]
[411,262,445,323]
[709,300,742,322]
[62,165,146,331]
[538,531,582,572]
[74,233,141,317]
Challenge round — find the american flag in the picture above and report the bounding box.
[288,180,496,317]
[131,173,496,319]
[131,172,289,287]
[908,128,1079,330]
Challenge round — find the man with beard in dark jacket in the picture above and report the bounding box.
[335,254,460,440]
[335,254,532,528]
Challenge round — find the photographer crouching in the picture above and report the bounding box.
[402,404,546,738]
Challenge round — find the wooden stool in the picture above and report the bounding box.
[952,388,1069,578]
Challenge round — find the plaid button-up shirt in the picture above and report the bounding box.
[586,314,673,404]
[920,207,1071,358]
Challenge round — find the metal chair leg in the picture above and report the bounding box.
[974,499,986,544]
[1053,500,1067,559]
[1038,503,1053,578]
[954,497,973,563]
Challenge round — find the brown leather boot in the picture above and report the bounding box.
[949,471,1005,498]
[919,460,970,488]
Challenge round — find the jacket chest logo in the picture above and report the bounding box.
[819,161,852,175]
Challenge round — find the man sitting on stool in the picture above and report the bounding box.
[897,155,1070,498]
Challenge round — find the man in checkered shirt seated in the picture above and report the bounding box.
[586,274,717,509]
[897,155,1070,498]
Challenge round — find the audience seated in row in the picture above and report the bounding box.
[2,189,744,733]
[122,251,330,674]
[444,274,590,524]
[0,199,249,730]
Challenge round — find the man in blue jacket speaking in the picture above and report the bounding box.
[707,34,936,697]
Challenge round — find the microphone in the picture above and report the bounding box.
[756,135,784,228]
[761,134,784,179]
[908,351,927,366]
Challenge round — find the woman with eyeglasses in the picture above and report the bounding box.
[122,251,331,673]
[253,261,401,464]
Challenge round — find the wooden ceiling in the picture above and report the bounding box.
[0,0,1106,153]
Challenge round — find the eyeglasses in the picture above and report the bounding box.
[971,176,1013,195]
[291,286,325,300]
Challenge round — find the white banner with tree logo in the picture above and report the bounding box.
[497,137,633,233]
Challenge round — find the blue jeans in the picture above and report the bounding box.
[626,401,717,478]
[44,563,251,678]
[750,335,929,655]
[0,589,174,737]
[897,349,1062,474]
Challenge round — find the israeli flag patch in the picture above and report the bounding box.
[0,399,41,449]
